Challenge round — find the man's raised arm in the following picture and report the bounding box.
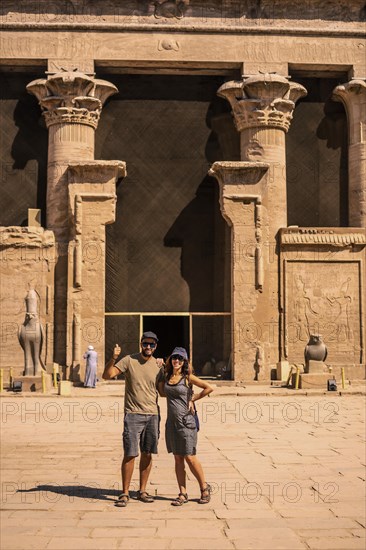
[102,344,122,380]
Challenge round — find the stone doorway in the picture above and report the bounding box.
[105,312,231,378]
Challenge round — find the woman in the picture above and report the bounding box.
[158,346,213,506]
[83,345,98,388]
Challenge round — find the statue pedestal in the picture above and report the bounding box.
[292,373,334,390]
[12,374,52,392]
[305,360,328,374]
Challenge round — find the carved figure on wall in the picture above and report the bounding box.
[294,276,318,341]
[254,343,264,380]
[18,289,45,376]
[327,277,352,342]
[304,334,327,371]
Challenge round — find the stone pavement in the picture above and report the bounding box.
[0,391,365,550]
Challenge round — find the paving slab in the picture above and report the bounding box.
[0,394,365,550]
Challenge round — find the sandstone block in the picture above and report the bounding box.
[58,381,73,396]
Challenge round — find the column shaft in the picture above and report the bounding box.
[333,80,366,227]
[48,124,95,241]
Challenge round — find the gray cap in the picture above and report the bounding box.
[171,346,188,360]
[141,331,159,342]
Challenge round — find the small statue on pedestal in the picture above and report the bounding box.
[304,334,328,373]
[18,289,45,376]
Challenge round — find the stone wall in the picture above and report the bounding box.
[280,227,366,376]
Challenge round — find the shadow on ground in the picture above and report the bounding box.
[17,484,173,503]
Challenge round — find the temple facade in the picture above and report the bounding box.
[0,1,365,383]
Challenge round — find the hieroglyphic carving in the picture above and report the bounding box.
[71,192,116,289]
[285,262,362,364]
[1,1,365,32]
[72,308,81,368]
[255,200,264,291]
[326,278,352,343]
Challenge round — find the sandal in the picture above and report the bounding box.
[171,492,188,506]
[199,484,211,504]
[115,493,129,507]
[137,491,154,503]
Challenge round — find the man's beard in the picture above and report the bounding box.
[141,350,153,358]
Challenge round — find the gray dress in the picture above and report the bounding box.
[165,377,197,456]
[83,350,98,388]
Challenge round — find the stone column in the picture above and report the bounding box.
[332,79,366,227]
[210,74,306,380]
[26,71,118,366]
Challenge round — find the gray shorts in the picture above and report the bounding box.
[123,413,160,457]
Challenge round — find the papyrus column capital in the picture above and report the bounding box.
[26,71,117,129]
[332,79,366,144]
[217,73,307,133]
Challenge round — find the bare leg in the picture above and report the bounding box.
[185,455,206,490]
[139,452,152,493]
[174,454,187,495]
[122,455,135,495]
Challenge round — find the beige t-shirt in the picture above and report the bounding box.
[116,353,162,414]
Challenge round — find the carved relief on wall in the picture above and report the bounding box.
[1,1,365,30]
[284,262,361,364]
[158,38,180,51]
[154,1,189,19]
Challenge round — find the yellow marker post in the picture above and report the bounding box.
[341,367,345,389]
[42,370,46,393]
[295,366,300,390]
[53,365,58,388]
[0,369,3,392]
[9,367,13,388]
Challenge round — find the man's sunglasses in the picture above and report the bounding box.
[171,354,184,361]
[141,342,156,348]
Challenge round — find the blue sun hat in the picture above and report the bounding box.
[171,347,188,360]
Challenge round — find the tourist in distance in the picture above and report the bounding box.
[83,345,98,388]
[102,331,163,507]
[158,346,213,506]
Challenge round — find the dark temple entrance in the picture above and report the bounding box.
[143,315,190,361]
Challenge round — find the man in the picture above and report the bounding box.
[102,331,163,507]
